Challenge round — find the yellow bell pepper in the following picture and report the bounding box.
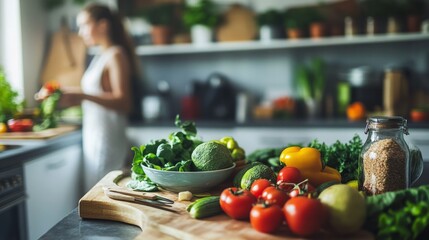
[279,146,341,187]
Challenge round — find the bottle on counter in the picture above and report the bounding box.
[358,116,410,196]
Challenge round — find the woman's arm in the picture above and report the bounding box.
[61,48,133,114]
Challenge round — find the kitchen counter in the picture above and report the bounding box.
[39,208,141,240]
[131,118,429,129]
[0,128,82,169]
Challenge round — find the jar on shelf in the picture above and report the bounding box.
[358,116,410,195]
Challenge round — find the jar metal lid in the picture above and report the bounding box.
[365,116,409,134]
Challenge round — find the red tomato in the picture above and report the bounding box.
[250,179,272,198]
[277,167,302,186]
[410,110,429,122]
[283,196,326,237]
[261,186,289,207]
[250,203,284,233]
[220,187,256,220]
[7,119,33,132]
[289,188,301,198]
[44,81,60,94]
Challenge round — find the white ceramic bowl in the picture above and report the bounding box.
[142,163,236,193]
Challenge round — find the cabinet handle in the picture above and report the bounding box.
[45,159,67,170]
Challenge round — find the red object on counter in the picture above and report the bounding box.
[410,109,429,122]
[181,96,200,120]
[7,119,33,132]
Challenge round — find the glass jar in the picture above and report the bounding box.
[358,116,410,196]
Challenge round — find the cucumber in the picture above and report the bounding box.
[186,196,222,219]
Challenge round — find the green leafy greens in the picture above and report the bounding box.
[0,68,22,122]
[33,90,62,131]
[365,185,429,239]
[127,115,203,191]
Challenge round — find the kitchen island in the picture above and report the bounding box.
[39,208,142,240]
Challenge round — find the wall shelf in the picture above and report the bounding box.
[135,33,429,56]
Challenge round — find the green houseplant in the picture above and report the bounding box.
[141,3,177,45]
[0,68,22,122]
[183,0,218,45]
[295,58,326,118]
[257,9,283,41]
[283,8,310,39]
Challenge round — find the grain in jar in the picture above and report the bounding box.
[358,116,410,196]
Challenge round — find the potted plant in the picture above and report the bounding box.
[283,8,310,39]
[295,58,326,118]
[141,3,176,45]
[306,8,326,39]
[256,9,283,42]
[183,0,218,45]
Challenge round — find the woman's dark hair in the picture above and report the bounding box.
[83,4,139,77]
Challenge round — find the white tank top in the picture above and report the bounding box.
[81,46,129,191]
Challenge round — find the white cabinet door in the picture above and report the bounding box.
[24,144,82,240]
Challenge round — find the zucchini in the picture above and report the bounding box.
[186,196,222,219]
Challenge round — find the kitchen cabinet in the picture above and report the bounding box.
[23,144,82,240]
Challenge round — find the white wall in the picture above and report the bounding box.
[1,0,24,98]
[21,0,48,108]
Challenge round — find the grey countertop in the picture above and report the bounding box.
[0,129,82,169]
[40,208,141,240]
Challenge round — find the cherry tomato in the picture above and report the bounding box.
[261,186,289,208]
[283,196,326,237]
[44,81,60,94]
[7,119,33,132]
[288,181,316,198]
[277,167,302,186]
[250,203,284,233]
[220,187,256,220]
[250,179,272,198]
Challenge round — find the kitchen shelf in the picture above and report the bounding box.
[135,32,429,56]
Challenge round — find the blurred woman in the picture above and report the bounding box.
[59,4,139,191]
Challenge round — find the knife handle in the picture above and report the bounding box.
[105,190,136,202]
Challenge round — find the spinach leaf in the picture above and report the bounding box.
[126,178,158,192]
[175,114,197,136]
[129,115,202,191]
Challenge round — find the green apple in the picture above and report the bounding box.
[318,184,366,235]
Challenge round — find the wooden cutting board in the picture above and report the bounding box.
[0,125,78,140]
[216,4,257,42]
[79,171,374,240]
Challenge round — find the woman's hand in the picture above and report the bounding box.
[59,89,85,108]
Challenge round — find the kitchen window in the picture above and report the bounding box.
[0,0,24,97]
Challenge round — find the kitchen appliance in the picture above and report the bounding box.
[194,73,237,120]
[0,166,27,240]
[383,67,409,116]
[345,66,383,112]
